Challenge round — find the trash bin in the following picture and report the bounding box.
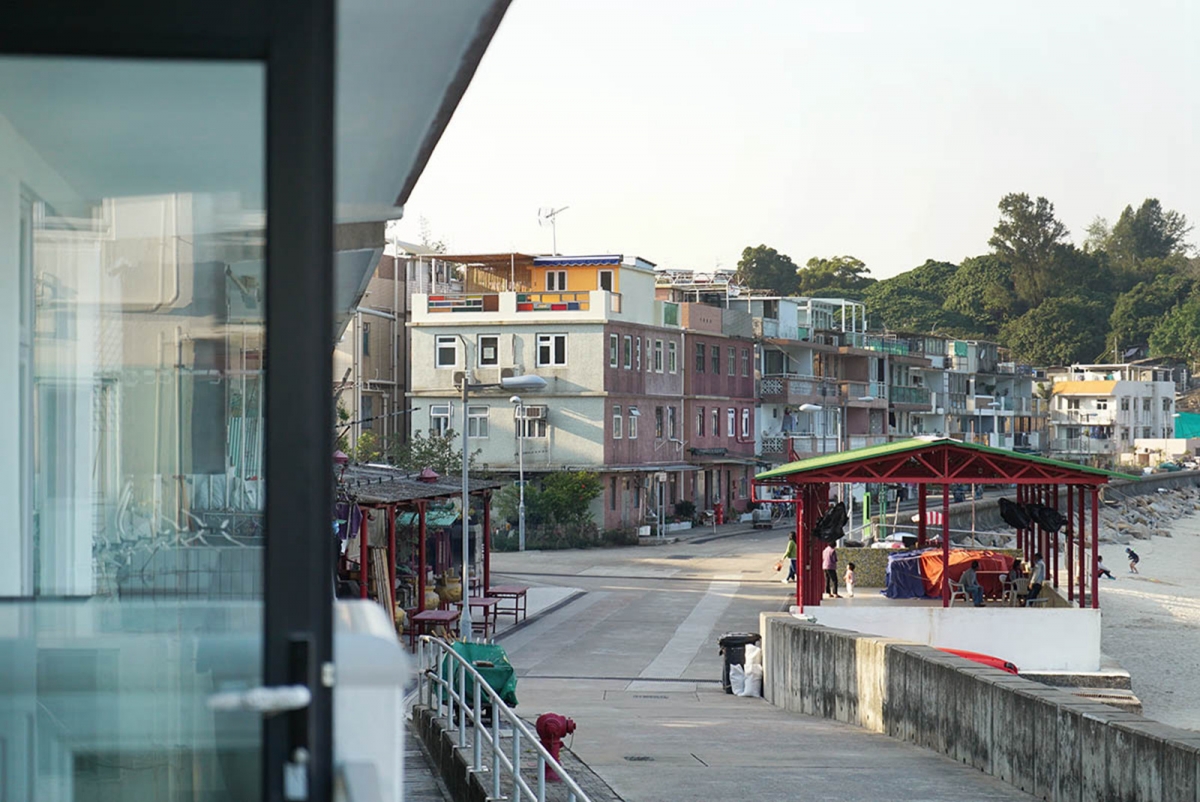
[718,632,761,694]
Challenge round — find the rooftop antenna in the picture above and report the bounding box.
[538,206,569,255]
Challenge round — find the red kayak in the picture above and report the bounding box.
[937,648,1018,675]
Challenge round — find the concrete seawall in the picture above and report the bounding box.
[761,612,1200,801]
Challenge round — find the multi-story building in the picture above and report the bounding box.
[1047,363,1176,466]
[409,253,757,530]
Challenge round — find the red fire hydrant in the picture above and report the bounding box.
[714,502,724,525]
[535,712,576,782]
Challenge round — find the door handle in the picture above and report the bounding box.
[207,684,312,714]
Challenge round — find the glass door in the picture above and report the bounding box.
[0,55,268,802]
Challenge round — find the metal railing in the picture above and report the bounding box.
[415,636,591,802]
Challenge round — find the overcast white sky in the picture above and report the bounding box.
[394,0,1200,279]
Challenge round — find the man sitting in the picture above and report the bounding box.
[961,560,985,607]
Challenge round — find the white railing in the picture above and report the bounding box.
[415,636,591,802]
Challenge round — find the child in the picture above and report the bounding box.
[844,562,856,598]
[1097,555,1116,580]
[1125,547,1140,574]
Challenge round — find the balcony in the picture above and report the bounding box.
[758,374,840,405]
[761,433,839,460]
[413,290,622,321]
[889,385,931,406]
[1050,437,1118,455]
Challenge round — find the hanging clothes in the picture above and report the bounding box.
[334,501,363,541]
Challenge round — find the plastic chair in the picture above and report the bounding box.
[947,578,969,607]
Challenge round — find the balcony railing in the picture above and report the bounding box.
[761,433,840,459]
[515,291,591,312]
[427,293,497,313]
[759,374,839,402]
[889,385,931,405]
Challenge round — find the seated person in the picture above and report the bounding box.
[1007,559,1024,581]
[960,560,985,607]
[1023,553,1046,606]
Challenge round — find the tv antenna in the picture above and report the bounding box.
[537,206,569,255]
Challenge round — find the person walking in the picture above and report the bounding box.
[780,532,797,583]
[822,543,840,598]
[1125,547,1140,574]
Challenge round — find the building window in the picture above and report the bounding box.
[613,404,623,439]
[1096,399,1108,411]
[742,349,750,377]
[609,333,618,367]
[667,406,677,439]
[1142,426,1151,438]
[668,341,678,373]
[599,270,613,291]
[518,418,547,438]
[435,335,457,368]
[654,340,664,372]
[636,336,642,371]
[362,322,371,357]
[727,408,735,437]
[628,407,639,439]
[537,333,567,366]
[1143,398,1152,412]
[712,408,719,438]
[741,408,750,438]
[430,403,452,436]
[1163,398,1172,411]
[740,468,749,499]
[712,344,720,374]
[645,337,652,371]
[1067,398,1080,411]
[361,394,374,431]
[695,343,706,373]
[728,347,736,376]
[655,407,664,439]
[546,270,567,291]
[697,406,706,437]
[1120,397,1130,411]
[468,405,490,438]
[623,335,632,369]
[478,334,499,367]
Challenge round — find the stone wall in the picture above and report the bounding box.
[833,546,1022,588]
[761,613,1200,801]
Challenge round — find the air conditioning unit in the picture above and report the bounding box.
[500,367,517,379]
[517,405,547,420]
[452,370,467,388]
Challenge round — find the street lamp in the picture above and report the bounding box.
[510,395,528,552]
[459,372,547,640]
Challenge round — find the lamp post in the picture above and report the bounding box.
[510,395,527,551]
[459,372,547,641]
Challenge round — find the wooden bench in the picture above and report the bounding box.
[407,608,460,649]
[487,585,529,623]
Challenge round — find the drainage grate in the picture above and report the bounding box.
[631,694,668,699]
[624,755,655,762]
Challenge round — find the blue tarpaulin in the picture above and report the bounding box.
[885,549,932,599]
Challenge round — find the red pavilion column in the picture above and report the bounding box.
[917,485,927,547]
[1066,485,1074,602]
[1091,487,1100,609]
[417,501,428,613]
[941,483,951,608]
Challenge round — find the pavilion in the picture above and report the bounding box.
[753,437,1131,611]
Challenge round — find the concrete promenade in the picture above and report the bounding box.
[477,522,1034,801]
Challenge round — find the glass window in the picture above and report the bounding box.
[655,406,664,438]
[623,335,632,368]
[645,337,652,371]
[742,348,750,376]
[728,346,736,376]
[1163,398,1171,411]
[478,334,499,366]
[712,344,720,374]
[431,403,452,436]
[741,408,750,438]
[668,341,677,373]
[1067,398,1080,410]
[1096,399,1108,410]
[362,394,374,431]
[654,339,664,372]
[468,405,489,438]
[362,321,371,356]
[537,333,567,366]
[1120,397,1130,410]
[1143,397,1152,412]
[696,342,706,373]
[628,407,638,439]
[436,334,458,368]
[712,407,720,437]
[518,417,548,438]
[609,333,618,367]
[636,336,642,371]
[613,404,623,439]
[667,406,677,439]
[546,270,567,291]
[727,408,736,437]
[599,270,613,291]
[697,406,706,437]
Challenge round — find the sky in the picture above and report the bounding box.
[394,0,1200,280]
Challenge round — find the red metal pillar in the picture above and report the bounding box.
[359,505,369,599]
[917,485,927,547]
[418,501,428,613]
[941,483,950,608]
[806,484,823,608]
[1015,484,1024,555]
[387,504,397,607]
[794,485,804,611]
[1078,484,1086,607]
[1091,487,1100,609]
[1070,482,1080,600]
[1051,485,1059,588]
[482,490,492,595]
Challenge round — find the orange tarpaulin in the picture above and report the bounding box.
[920,549,1013,598]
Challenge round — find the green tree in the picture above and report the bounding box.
[942,254,1020,333]
[1109,199,1192,263]
[1109,272,1195,354]
[493,471,603,530]
[796,255,875,299]
[1149,293,1200,365]
[862,260,978,334]
[987,193,1070,305]
[735,245,800,295]
[998,296,1109,365]
[388,431,478,474]
[355,431,383,463]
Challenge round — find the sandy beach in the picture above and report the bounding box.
[1096,510,1200,731]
